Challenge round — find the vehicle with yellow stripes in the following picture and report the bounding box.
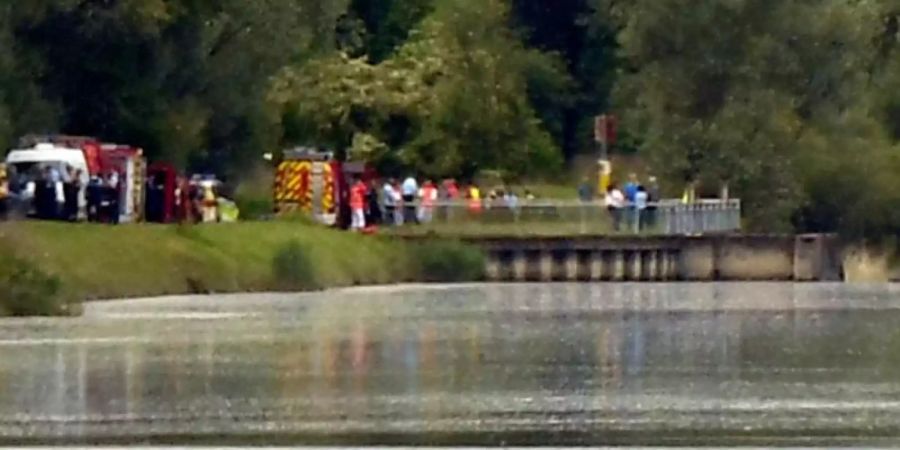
[273,148,343,226]
[273,148,377,227]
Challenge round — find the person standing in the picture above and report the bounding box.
[350,178,367,231]
[445,179,459,200]
[605,184,625,232]
[634,185,649,232]
[401,175,418,224]
[624,173,639,204]
[467,184,482,215]
[366,179,381,226]
[418,180,438,224]
[86,175,102,222]
[382,178,397,227]
[63,167,80,222]
[104,171,120,224]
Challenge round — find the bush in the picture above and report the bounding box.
[271,240,321,291]
[0,255,74,317]
[410,240,485,282]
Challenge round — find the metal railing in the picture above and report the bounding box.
[384,198,741,236]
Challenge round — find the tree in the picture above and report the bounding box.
[511,0,618,158]
[11,0,347,173]
[348,0,434,62]
[271,0,566,180]
[609,0,881,230]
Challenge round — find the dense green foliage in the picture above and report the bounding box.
[0,251,72,317]
[1,0,900,237]
[410,240,486,282]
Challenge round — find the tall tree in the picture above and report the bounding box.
[510,0,618,159]
[12,0,347,173]
[271,0,567,179]
[348,0,434,62]
[609,0,880,230]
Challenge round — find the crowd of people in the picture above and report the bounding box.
[3,165,123,223]
[0,164,238,224]
[345,172,667,232]
[346,176,538,231]
[598,173,661,232]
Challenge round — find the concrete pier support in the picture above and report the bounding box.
[565,252,579,281]
[512,251,527,281]
[668,251,679,280]
[485,253,502,281]
[612,252,626,281]
[590,251,604,281]
[659,250,672,281]
[629,251,643,281]
[471,234,840,283]
[647,251,660,281]
[539,251,554,282]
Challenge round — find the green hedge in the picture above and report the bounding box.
[410,240,485,282]
[0,253,75,317]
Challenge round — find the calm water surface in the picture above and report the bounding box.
[2,283,900,445]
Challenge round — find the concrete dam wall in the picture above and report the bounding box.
[464,234,842,282]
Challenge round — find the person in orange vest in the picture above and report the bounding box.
[350,177,367,231]
[418,180,438,223]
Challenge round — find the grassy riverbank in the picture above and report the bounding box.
[0,221,484,316]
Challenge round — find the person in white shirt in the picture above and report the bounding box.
[401,176,419,224]
[382,179,398,226]
[605,185,626,231]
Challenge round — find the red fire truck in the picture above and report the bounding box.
[273,148,375,228]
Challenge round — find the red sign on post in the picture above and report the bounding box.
[594,114,618,145]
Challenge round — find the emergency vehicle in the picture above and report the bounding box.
[273,148,374,227]
[5,135,146,222]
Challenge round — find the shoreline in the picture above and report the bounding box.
[0,221,486,316]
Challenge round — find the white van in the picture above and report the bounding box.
[5,143,90,212]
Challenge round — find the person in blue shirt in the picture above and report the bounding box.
[634,185,649,232]
[624,173,639,203]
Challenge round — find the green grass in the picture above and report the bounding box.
[0,221,485,306]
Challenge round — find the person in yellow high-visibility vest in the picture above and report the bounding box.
[467,185,482,214]
[200,179,218,223]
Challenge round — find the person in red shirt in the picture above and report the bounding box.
[350,178,367,231]
[418,180,438,223]
[444,178,460,200]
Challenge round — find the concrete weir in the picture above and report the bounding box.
[472,234,841,282]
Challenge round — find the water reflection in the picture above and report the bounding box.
[1,284,900,443]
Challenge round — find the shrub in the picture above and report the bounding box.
[271,240,321,291]
[410,240,485,282]
[0,254,74,317]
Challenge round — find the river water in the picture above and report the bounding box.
[2,283,900,445]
